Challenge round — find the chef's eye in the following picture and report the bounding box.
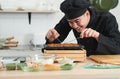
[74,19,80,24]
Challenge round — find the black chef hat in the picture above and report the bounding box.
[60,0,90,19]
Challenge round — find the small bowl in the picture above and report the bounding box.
[29,54,56,65]
[56,57,74,64]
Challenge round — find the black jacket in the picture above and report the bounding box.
[46,8,120,56]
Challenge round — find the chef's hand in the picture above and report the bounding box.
[80,28,100,41]
[46,29,60,42]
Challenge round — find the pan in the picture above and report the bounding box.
[43,43,84,50]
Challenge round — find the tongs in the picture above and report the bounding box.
[57,37,81,44]
[64,37,81,43]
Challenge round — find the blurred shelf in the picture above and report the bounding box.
[0,9,58,24]
[0,9,58,13]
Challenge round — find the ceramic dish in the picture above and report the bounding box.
[56,57,74,64]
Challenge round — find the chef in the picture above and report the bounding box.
[45,0,120,56]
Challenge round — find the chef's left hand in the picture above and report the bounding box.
[80,28,100,41]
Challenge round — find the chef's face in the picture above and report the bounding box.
[67,10,90,33]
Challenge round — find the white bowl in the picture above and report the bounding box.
[56,57,74,64]
[30,54,56,65]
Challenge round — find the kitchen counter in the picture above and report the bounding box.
[0,59,120,79]
[0,46,120,79]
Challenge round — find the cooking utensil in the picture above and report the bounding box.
[64,37,81,43]
[56,38,62,43]
[44,43,84,50]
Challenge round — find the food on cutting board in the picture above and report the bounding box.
[43,43,84,50]
[47,43,79,47]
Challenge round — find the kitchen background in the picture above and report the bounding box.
[0,0,120,46]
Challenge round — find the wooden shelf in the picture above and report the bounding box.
[0,9,58,13]
[0,9,58,24]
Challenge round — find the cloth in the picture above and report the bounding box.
[46,8,120,56]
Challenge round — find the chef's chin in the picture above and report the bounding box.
[76,29,82,33]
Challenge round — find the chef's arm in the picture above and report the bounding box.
[46,16,71,44]
[96,17,120,54]
[96,34,120,54]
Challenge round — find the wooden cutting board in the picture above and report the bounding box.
[89,55,120,65]
[44,49,86,62]
[44,49,86,54]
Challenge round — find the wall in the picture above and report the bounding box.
[0,0,64,45]
[0,0,120,45]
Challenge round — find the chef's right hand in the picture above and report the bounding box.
[46,29,60,42]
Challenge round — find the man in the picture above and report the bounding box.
[45,0,120,56]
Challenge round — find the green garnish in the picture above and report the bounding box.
[60,63,73,70]
[6,63,16,70]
